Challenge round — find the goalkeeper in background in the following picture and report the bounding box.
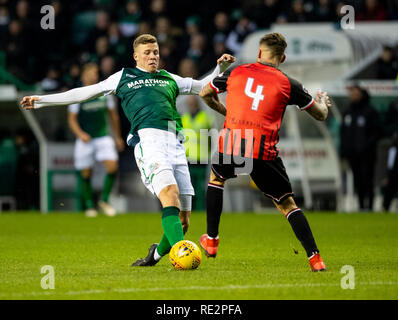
[68,63,125,217]
[21,34,235,267]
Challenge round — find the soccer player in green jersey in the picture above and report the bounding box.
[68,63,125,217]
[21,34,235,266]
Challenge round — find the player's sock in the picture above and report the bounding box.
[101,172,116,203]
[156,234,171,258]
[286,208,319,257]
[81,175,94,209]
[161,206,184,247]
[206,183,224,238]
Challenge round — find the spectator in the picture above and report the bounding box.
[382,98,398,212]
[181,96,214,211]
[288,0,311,22]
[187,33,214,76]
[0,6,10,50]
[5,20,28,81]
[313,0,338,22]
[376,45,398,80]
[63,62,81,89]
[92,35,111,62]
[357,0,388,21]
[145,0,168,23]
[244,0,286,28]
[158,39,178,73]
[212,11,230,45]
[179,15,201,57]
[86,10,110,52]
[340,85,381,211]
[225,15,257,55]
[154,16,173,44]
[107,22,129,66]
[136,20,152,36]
[178,57,198,78]
[100,55,116,79]
[41,66,61,92]
[119,0,141,37]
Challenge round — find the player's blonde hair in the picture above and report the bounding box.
[133,34,158,51]
[259,33,287,61]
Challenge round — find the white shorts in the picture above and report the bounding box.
[74,135,118,170]
[134,128,195,197]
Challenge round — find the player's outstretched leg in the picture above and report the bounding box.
[275,197,326,272]
[132,184,184,266]
[200,172,225,258]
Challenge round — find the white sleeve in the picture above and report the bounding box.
[33,70,123,109]
[168,73,193,95]
[68,104,80,113]
[98,69,123,95]
[169,60,232,95]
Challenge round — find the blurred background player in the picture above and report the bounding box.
[67,63,125,217]
[181,96,213,211]
[199,32,331,272]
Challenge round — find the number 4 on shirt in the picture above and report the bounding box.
[244,77,264,111]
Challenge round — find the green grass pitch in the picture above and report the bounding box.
[0,211,397,300]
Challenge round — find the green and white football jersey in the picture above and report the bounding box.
[97,67,194,137]
[68,95,116,138]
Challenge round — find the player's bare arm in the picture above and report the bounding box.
[306,91,332,121]
[67,111,91,143]
[199,83,227,116]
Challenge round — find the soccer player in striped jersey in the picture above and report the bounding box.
[199,32,331,272]
[68,63,125,217]
[21,34,235,267]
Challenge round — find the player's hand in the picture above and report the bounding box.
[115,136,125,152]
[79,132,92,143]
[217,54,236,66]
[316,91,332,108]
[20,96,39,110]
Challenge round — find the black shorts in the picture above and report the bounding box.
[211,153,294,204]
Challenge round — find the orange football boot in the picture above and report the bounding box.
[200,234,219,258]
[309,253,326,272]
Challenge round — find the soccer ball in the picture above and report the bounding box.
[169,240,202,270]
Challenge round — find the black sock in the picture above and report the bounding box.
[206,183,224,238]
[287,209,319,257]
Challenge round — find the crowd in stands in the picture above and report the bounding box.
[0,0,398,90]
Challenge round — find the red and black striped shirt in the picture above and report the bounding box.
[210,62,315,160]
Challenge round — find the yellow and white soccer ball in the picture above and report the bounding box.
[169,240,202,270]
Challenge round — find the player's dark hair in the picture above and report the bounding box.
[259,33,287,60]
[133,34,158,51]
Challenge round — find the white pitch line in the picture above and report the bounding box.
[1,281,398,298]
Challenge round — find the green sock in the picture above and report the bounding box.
[157,213,188,257]
[156,234,171,257]
[81,175,94,209]
[101,173,116,203]
[161,206,184,248]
